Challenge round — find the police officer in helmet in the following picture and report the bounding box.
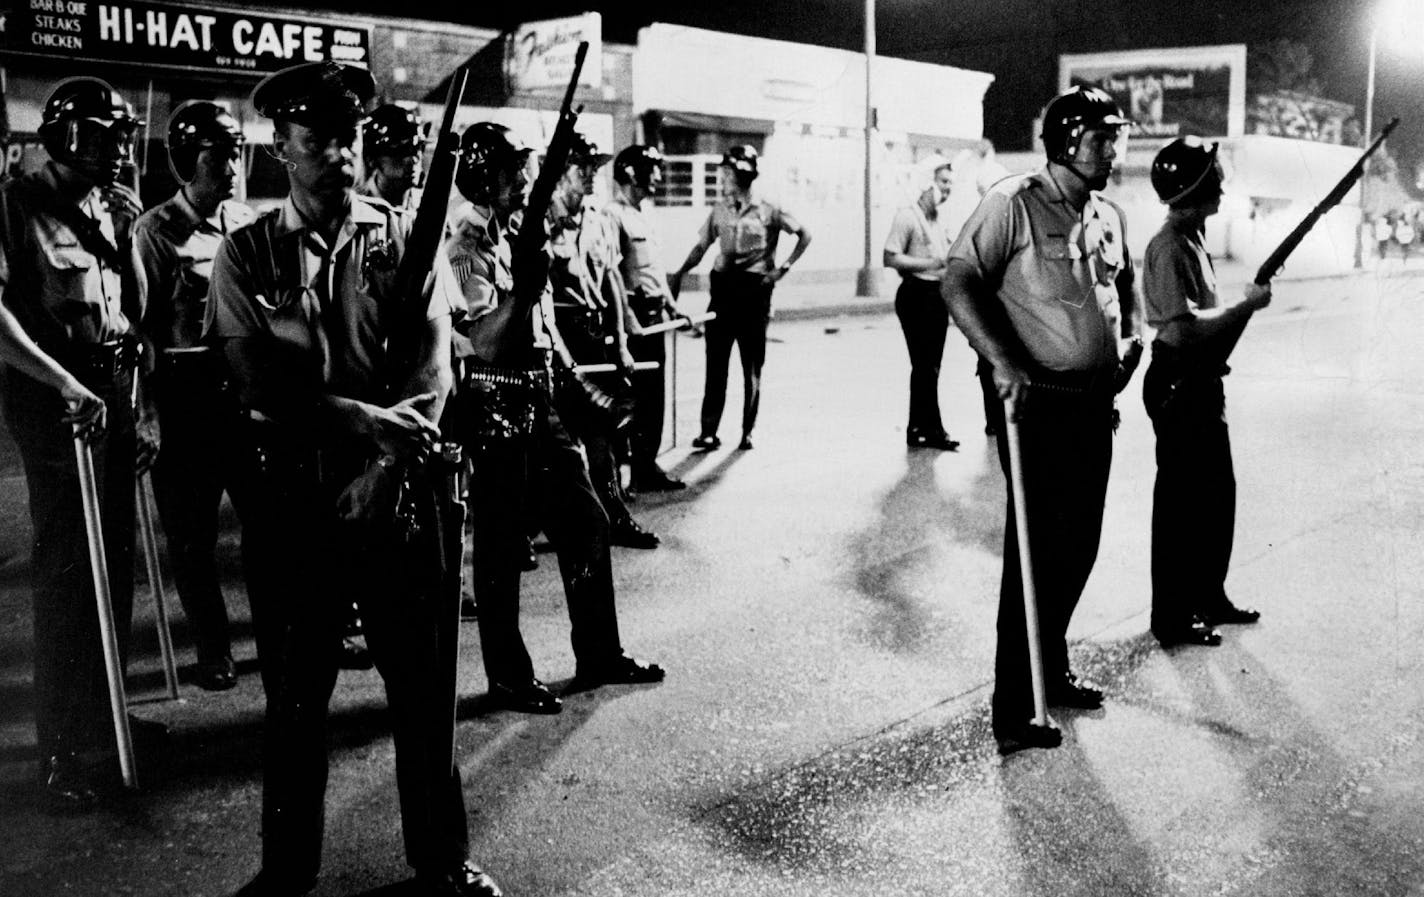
[359,103,426,209]
[441,120,665,719]
[1142,136,1268,649]
[606,144,694,492]
[942,84,1142,755]
[0,75,161,808]
[131,100,255,693]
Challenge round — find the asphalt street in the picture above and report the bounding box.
[2,266,1423,897]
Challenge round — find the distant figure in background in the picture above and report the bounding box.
[1373,213,1393,262]
[132,100,255,692]
[669,145,811,452]
[883,159,959,450]
[1394,213,1415,264]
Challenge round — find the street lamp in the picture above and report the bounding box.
[855,0,878,298]
[1356,0,1408,267]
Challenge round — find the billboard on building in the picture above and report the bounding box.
[503,13,602,94]
[1059,45,1247,140]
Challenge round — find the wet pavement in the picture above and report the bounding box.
[3,266,1424,896]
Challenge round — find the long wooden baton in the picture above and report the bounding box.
[135,471,179,700]
[1003,397,1049,727]
[74,431,137,788]
[635,311,717,337]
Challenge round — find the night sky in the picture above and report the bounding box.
[256,0,1422,186]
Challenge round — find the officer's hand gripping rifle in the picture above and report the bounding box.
[511,41,589,311]
[1255,117,1399,286]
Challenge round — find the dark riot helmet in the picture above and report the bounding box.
[362,104,425,165]
[1041,85,1131,165]
[567,131,612,168]
[720,144,759,182]
[613,144,665,189]
[1151,136,1223,207]
[455,122,532,203]
[166,101,244,184]
[39,77,144,185]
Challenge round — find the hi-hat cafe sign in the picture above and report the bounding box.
[0,0,371,74]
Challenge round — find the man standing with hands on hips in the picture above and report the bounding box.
[669,145,811,452]
[1142,136,1267,649]
[942,86,1142,756]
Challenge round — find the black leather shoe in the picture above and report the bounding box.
[995,719,1062,756]
[339,636,374,670]
[1203,601,1260,626]
[1048,673,1103,709]
[38,752,98,811]
[634,468,686,492]
[738,433,754,450]
[610,517,661,549]
[459,597,479,621]
[571,654,666,691]
[417,861,504,897]
[690,434,721,451]
[488,679,562,715]
[908,430,960,451]
[1154,621,1222,648]
[195,655,238,692]
[231,869,318,897]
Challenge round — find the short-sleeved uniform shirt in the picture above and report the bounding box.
[884,203,951,283]
[1143,212,1217,348]
[0,162,133,353]
[604,194,671,302]
[436,201,551,364]
[547,193,621,313]
[132,190,255,350]
[947,168,1133,373]
[700,198,786,274]
[207,192,443,412]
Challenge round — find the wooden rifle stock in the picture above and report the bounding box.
[512,41,589,307]
[1254,117,1399,286]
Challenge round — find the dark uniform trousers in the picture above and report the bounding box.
[626,290,668,473]
[984,372,1114,734]
[552,306,634,526]
[236,425,467,882]
[702,269,773,438]
[149,351,243,666]
[467,388,624,687]
[2,353,137,758]
[893,277,950,437]
[1143,346,1235,631]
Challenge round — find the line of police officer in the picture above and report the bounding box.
[3,58,1275,893]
